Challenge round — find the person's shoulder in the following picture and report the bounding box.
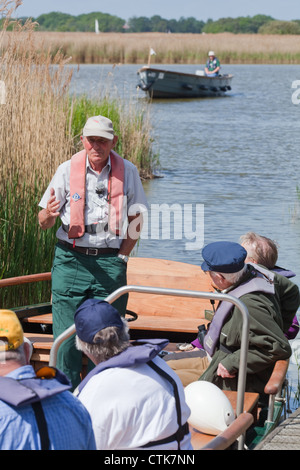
[50,388,90,416]
[112,151,139,173]
[274,270,299,293]
[122,158,142,181]
[56,391,96,431]
[237,280,272,305]
[123,158,138,172]
[52,159,71,180]
[57,159,71,171]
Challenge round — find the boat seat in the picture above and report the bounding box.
[25,332,54,370]
[126,258,213,337]
[24,332,89,372]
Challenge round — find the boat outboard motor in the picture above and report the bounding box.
[184,381,234,435]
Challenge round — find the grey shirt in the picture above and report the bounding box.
[39,154,148,248]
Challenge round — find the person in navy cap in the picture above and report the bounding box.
[73,298,192,450]
[197,241,291,400]
[166,241,292,398]
[201,240,247,280]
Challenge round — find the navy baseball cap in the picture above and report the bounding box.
[74,298,123,344]
[201,241,247,273]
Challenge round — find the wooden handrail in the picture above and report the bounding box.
[200,412,254,450]
[264,359,289,396]
[0,272,51,288]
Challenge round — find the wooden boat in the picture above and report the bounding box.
[0,257,289,450]
[137,66,233,99]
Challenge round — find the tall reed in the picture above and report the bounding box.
[0,1,73,307]
[0,1,155,308]
[3,30,300,64]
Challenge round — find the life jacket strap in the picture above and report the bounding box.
[140,422,189,449]
[62,222,109,235]
[32,401,50,450]
[141,360,188,450]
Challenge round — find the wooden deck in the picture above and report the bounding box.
[126,257,213,334]
[254,407,300,450]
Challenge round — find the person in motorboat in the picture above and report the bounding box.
[240,231,300,339]
[73,298,193,450]
[166,241,291,402]
[0,310,96,450]
[204,51,221,77]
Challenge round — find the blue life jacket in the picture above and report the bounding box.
[0,367,71,407]
[0,367,72,449]
[273,266,296,278]
[77,338,168,393]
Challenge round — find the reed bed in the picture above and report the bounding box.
[0,2,155,307]
[3,30,300,64]
[0,6,73,306]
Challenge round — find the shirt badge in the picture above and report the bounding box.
[72,192,81,201]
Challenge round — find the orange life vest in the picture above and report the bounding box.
[68,149,125,239]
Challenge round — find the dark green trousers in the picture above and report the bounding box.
[51,243,128,389]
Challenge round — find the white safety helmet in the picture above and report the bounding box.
[208,51,215,57]
[184,381,235,435]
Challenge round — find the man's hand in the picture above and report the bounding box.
[46,188,60,218]
[38,188,60,230]
[217,362,236,378]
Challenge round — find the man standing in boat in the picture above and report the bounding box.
[205,51,221,77]
[38,115,148,390]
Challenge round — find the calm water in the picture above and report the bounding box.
[70,63,300,409]
[70,63,300,275]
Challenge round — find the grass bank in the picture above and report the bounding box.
[0,3,156,307]
[3,31,300,64]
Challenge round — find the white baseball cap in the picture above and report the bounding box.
[83,115,114,140]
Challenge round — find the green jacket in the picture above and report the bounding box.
[273,271,300,334]
[199,270,292,396]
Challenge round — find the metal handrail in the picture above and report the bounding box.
[49,285,249,450]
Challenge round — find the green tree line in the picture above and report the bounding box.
[7,12,300,34]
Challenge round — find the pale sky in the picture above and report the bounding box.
[13,0,300,21]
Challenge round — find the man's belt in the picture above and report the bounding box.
[58,241,118,256]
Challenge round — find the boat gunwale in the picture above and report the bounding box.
[138,66,234,81]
